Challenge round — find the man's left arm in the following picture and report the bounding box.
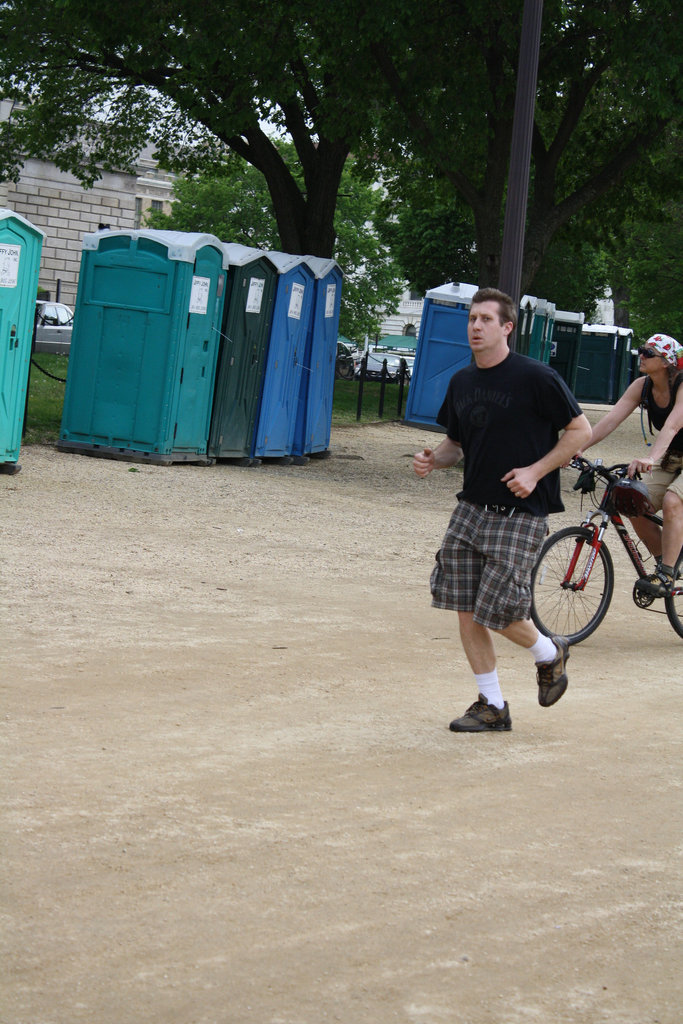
[502,413,592,499]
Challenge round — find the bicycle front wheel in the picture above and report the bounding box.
[531,526,614,645]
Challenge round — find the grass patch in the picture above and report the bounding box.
[21,357,407,447]
[23,354,69,445]
[331,378,409,425]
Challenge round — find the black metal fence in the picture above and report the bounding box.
[354,354,410,421]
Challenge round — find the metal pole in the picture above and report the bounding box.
[498,0,543,349]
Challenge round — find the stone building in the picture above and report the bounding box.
[378,289,424,340]
[0,102,174,308]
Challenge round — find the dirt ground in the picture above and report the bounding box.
[1,406,681,1024]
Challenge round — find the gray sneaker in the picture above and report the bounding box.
[449,694,512,732]
[536,635,570,707]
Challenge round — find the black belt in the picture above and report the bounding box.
[481,503,517,518]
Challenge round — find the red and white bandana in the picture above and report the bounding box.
[645,334,683,367]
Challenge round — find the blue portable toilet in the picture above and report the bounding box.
[292,256,343,460]
[403,282,477,430]
[0,210,45,473]
[251,253,315,459]
[574,323,634,404]
[59,229,228,463]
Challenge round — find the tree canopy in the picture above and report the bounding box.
[605,200,683,341]
[0,0,681,296]
[358,0,682,290]
[146,149,404,343]
[0,0,378,255]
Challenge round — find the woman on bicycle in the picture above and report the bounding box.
[580,333,683,596]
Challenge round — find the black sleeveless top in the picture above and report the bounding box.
[641,373,683,452]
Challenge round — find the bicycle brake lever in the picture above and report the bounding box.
[573,469,596,493]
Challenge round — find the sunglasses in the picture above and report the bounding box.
[638,347,660,359]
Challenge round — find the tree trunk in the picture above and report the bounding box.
[299,140,349,257]
[241,128,349,257]
[611,284,630,328]
[474,204,504,287]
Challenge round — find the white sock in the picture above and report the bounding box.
[529,632,557,664]
[474,670,505,709]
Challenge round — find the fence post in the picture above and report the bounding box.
[397,359,408,418]
[356,353,367,421]
[378,359,388,418]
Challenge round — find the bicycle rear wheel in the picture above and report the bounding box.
[664,552,683,638]
[531,526,614,645]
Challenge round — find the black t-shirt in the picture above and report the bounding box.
[436,351,583,515]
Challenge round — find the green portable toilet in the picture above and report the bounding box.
[548,309,584,391]
[517,295,555,362]
[574,324,634,404]
[59,229,228,464]
[208,243,277,460]
[0,209,45,474]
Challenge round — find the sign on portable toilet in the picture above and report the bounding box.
[208,243,278,461]
[251,253,315,460]
[549,310,584,391]
[59,229,228,464]
[292,256,343,461]
[403,282,477,430]
[0,210,45,474]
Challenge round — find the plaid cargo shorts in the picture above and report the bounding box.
[430,500,548,630]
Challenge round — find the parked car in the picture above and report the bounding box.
[335,340,358,379]
[355,348,413,381]
[33,301,74,354]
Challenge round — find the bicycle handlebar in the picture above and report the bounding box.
[569,455,631,481]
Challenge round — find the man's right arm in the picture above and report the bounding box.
[413,436,464,477]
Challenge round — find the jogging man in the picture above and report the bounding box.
[413,288,591,732]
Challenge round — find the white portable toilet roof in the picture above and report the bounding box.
[304,255,340,279]
[582,323,633,337]
[82,228,229,267]
[555,309,585,324]
[520,294,555,314]
[221,242,268,267]
[265,251,310,274]
[425,281,478,306]
[0,207,46,238]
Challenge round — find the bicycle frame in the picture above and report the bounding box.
[566,493,663,593]
[579,509,660,578]
[532,456,683,642]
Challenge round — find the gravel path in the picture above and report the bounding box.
[2,409,681,1024]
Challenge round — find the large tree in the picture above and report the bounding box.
[146,149,404,342]
[379,172,612,318]
[0,0,381,256]
[0,0,681,289]
[362,0,683,292]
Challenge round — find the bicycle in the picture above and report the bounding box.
[530,455,683,644]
